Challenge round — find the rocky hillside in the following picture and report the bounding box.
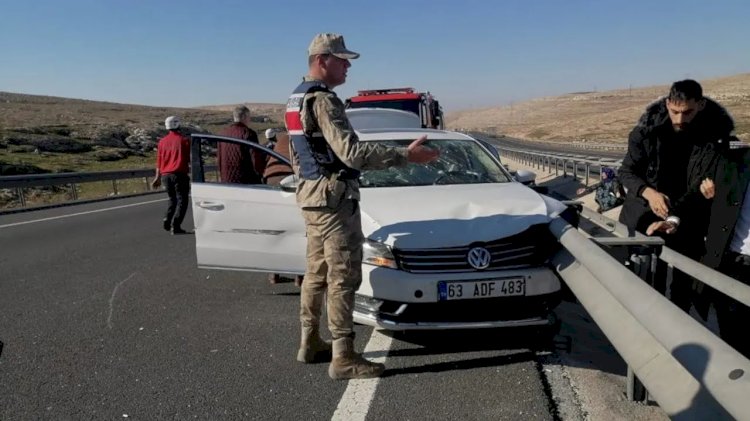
[0,92,284,174]
[447,73,750,144]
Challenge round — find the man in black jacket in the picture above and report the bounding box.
[618,79,734,312]
[649,146,750,356]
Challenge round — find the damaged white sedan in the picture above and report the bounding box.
[189,127,573,330]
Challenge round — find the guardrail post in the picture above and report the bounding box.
[144,177,150,191]
[562,160,567,177]
[627,366,647,402]
[626,245,656,402]
[70,183,78,200]
[585,163,590,185]
[555,158,559,176]
[16,187,26,207]
[572,161,577,180]
[112,180,118,195]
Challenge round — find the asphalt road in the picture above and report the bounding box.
[0,196,561,420]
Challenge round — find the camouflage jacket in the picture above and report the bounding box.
[294,77,409,209]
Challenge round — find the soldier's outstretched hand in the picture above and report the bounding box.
[407,135,439,164]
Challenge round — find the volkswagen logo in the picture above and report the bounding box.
[467,247,492,270]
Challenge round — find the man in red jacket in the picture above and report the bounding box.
[218,106,265,184]
[151,116,191,234]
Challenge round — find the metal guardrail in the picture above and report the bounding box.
[469,132,623,186]
[0,165,220,211]
[0,168,157,209]
[499,146,620,185]
[577,205,750,310]
[563,206,750,419]
[0,169,155,189]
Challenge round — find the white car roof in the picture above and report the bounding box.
[346,108,421,130]
[345,107,474,142]
[356,128,475,142]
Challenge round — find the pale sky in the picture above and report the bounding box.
[1,0,748,111]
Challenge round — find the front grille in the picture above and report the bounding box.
[392,224,558,273]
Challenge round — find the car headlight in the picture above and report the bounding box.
[362,239,398,269]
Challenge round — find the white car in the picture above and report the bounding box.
[189,125,572,331]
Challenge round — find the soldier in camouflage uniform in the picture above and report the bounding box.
[286,33,439,380]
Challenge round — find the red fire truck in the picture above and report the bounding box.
[345,87,444,129]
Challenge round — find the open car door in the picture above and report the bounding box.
[189,134,305,275]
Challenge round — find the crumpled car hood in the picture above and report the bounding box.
[360,183,565,249]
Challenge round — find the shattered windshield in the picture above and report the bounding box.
[359,139,512,188]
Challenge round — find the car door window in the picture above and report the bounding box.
[192,134,292,188]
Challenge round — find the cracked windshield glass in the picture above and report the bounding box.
[360,139,512,187]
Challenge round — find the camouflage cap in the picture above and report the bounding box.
[307,33,360,60]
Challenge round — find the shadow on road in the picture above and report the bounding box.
[382,351,534,377]
[385,324,560,357]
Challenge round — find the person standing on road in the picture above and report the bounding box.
[618,79,734,314]
[217,105,265,184]
[287,33,439,380]
[151,116,191,234]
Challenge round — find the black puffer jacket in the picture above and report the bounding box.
[618,97,734,250]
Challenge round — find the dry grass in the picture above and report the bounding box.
[447,73,750,144]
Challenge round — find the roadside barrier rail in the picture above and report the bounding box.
[563,206,750,419]
[0,169,157,209]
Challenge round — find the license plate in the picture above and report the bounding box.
[437,278,525,301]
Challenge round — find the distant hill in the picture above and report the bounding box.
[0,92,285,174]
[0,92,283,130]
[447,73,750,143]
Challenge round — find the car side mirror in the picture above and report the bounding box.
[514,169,536,185]
[280,174,298,192]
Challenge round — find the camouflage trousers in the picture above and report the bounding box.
[300,199,364,340]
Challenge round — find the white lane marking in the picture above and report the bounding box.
[331,330,393,421]
[0,198,166,229]
[107,272,137,329]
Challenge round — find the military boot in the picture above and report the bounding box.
[328,337,385,380]
[296,327,332,363]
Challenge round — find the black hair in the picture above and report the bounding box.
[668,79,703,102]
